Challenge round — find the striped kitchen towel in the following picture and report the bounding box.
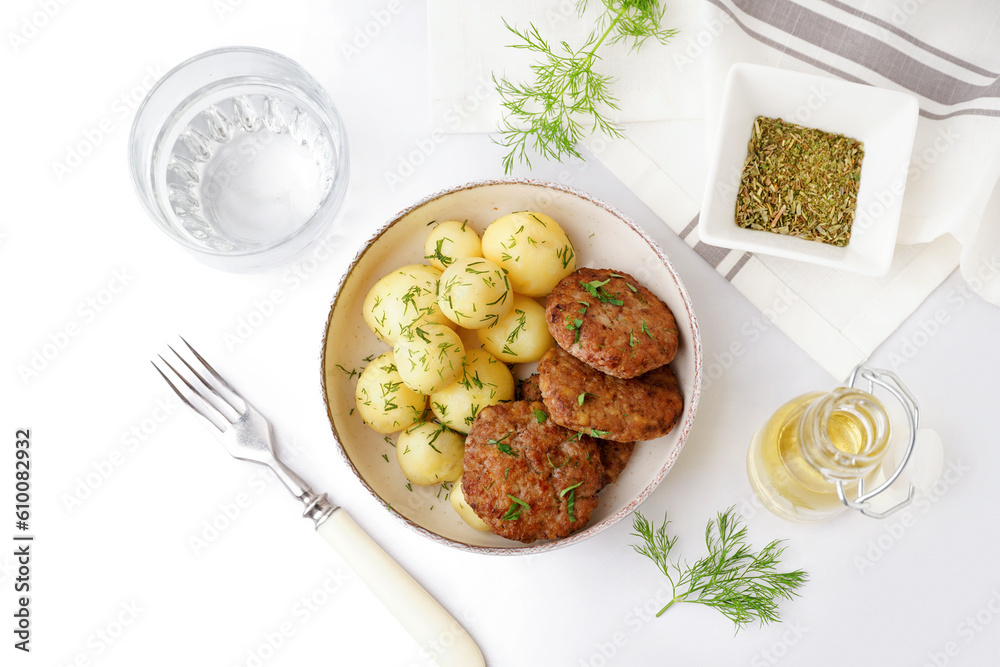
[428,0,1000,378]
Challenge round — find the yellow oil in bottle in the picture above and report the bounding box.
[747,389,890,522]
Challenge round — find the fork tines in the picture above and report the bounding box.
[152,337,246,432]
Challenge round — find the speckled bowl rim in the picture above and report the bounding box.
[319,178,702,555]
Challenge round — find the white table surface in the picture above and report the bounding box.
[4,1,1000,666]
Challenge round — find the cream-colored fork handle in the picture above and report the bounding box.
[317,508,485,667]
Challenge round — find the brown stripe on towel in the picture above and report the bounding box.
[724,252,753,281]
[693,241,733,269]
[708,0,1000,119]
[679,214,699,240]
[728,0,1000,104]
[818,0,1000,78]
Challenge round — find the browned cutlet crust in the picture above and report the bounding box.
[521,378,634,486]
[462,401,604,543]
[516,373,543,402]
[599,440,635,486]
[538,346,683,443]
[545,268,679,379]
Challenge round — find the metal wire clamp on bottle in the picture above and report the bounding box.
[747,364,920,523]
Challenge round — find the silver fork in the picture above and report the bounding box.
[154,338,484,667]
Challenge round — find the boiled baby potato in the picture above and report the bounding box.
[477,294,554,363]
[396,421,465,486]
[424,220,482,270]
[354,351,426,434]
[393,323,465,394]
[430,348,514,434]
[451,476,491,531]
[481,211,576,297]
[362,264,452,345]
[437,257,513,330]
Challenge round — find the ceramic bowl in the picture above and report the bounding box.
[699,63,919,276]
[320,179,701,554]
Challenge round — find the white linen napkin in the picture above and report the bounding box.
[427,0,1000,379]
[428,1,706,131]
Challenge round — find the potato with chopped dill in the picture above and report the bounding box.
[424,220,483,270]
[481,211,576,297]
[477,294,554,363]
[430,348,514,434]
[393,323,466,394]
[451,475,491,531]
[437,257,513,330]
[354,351,427,434]
[396,421,465,486]
[363,264,452,345]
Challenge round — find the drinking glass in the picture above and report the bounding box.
[129,47,349,271]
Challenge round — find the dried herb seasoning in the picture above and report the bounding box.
[735,116,864,247]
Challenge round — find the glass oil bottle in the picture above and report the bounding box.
[746,365,918,522]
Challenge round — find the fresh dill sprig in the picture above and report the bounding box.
[493,0,678,173]
[630,508,808,632]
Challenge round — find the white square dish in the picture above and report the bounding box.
[699,63,919,276]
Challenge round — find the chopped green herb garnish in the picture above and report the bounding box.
[581,278,610,296]
[486,290,508,307]
[610,273,638,292]
[566,315,584,345]
[424,423,448,453]
[560,482,582,496]
[546,452,566,469]
[466,403,481,426]
[560,482,583,522]
[425,238,454,267]
[335,364,358,379]
[581,278,624,306]
[502,310,528,356]
[555,244,575,269]
[489,431,518,457]
[502,494,530,521]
